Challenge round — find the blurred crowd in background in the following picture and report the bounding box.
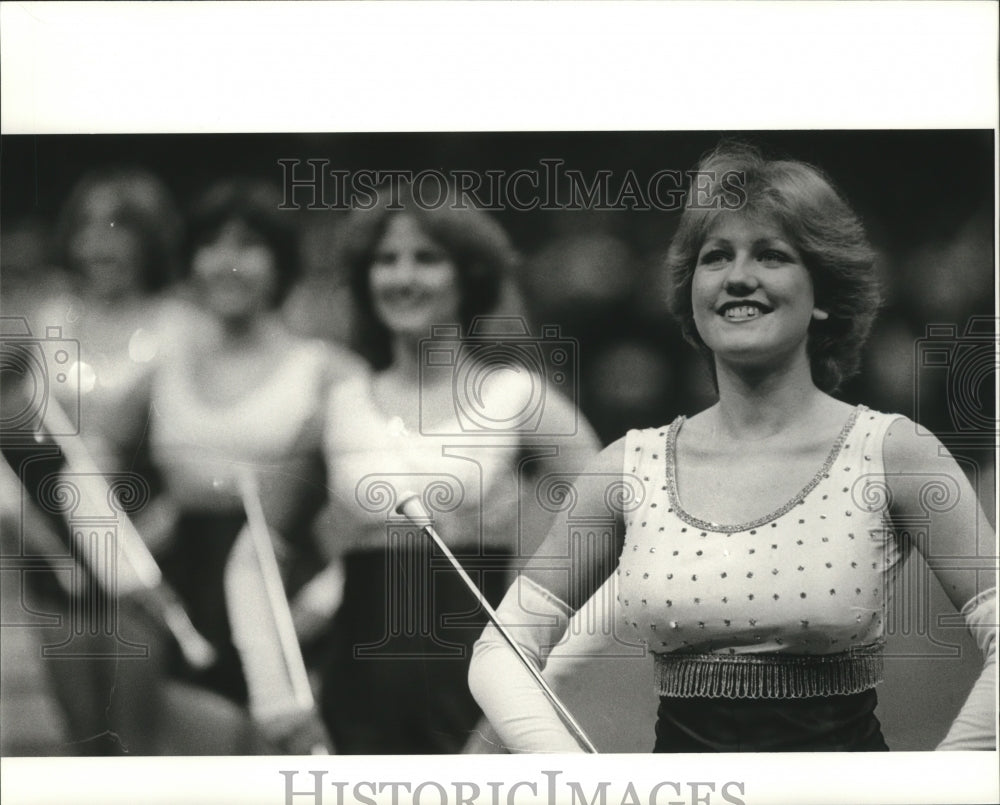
[4,134,995,444]
[2,132,994,443]
[0,131,995,755]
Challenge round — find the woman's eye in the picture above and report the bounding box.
[759,249,792,265]
[372,251,395,265]
[415,249,445,265]
[697,249,729,266]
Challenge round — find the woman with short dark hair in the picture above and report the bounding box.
[665,142,880,394]
[143,178,360,752]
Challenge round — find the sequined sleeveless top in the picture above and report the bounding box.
[616,406,910,698]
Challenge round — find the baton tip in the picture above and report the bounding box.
[395,491,432,527]
[394,490,420,514]
[183,639,218,671]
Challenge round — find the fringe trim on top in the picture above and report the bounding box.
[653,642,885,699]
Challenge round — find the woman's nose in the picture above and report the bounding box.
[388,256,417,282]
[723,254,758,294]
[206,247,238,274]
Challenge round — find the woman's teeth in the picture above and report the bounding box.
[723,305,763,320]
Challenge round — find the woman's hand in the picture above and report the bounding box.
[289,561,345,643]
[256,705,335,755]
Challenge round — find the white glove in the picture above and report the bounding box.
[468,575,585,753]
[224,526,301,722]
[938,588,997,750]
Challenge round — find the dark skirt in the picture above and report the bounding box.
[158,511,248,704]
[653,688,889,752]
[320,543,512,754]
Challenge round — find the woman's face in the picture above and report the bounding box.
[69,193,145,298]
[192,219,279,321]
[369,215,461,336]
[691,214,823,372]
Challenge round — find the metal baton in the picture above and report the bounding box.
[395,491,598,753]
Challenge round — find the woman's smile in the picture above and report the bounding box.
[716,300,774,322]
[692,214,821,369]
[369,215,461,335]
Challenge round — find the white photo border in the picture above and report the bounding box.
[1,3,997,805]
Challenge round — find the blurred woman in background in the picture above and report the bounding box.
[143,179,362,753]
[286,183,603,753]
[6,175,367,754]
[1,167,187,755]
[39,166,186,475]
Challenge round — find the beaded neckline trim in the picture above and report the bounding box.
[663,404,865,534]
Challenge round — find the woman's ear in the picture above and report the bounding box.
[812,308,829,321]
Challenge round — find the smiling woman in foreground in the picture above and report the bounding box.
[468,143,996,752]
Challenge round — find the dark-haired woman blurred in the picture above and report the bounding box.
[141,179,361,752]
[309,184,601,753]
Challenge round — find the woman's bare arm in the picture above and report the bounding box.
[884,418,997,749]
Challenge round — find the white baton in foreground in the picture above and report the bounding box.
[395,491,598,754]
[40,394,215,671]
[237,467,330,755]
